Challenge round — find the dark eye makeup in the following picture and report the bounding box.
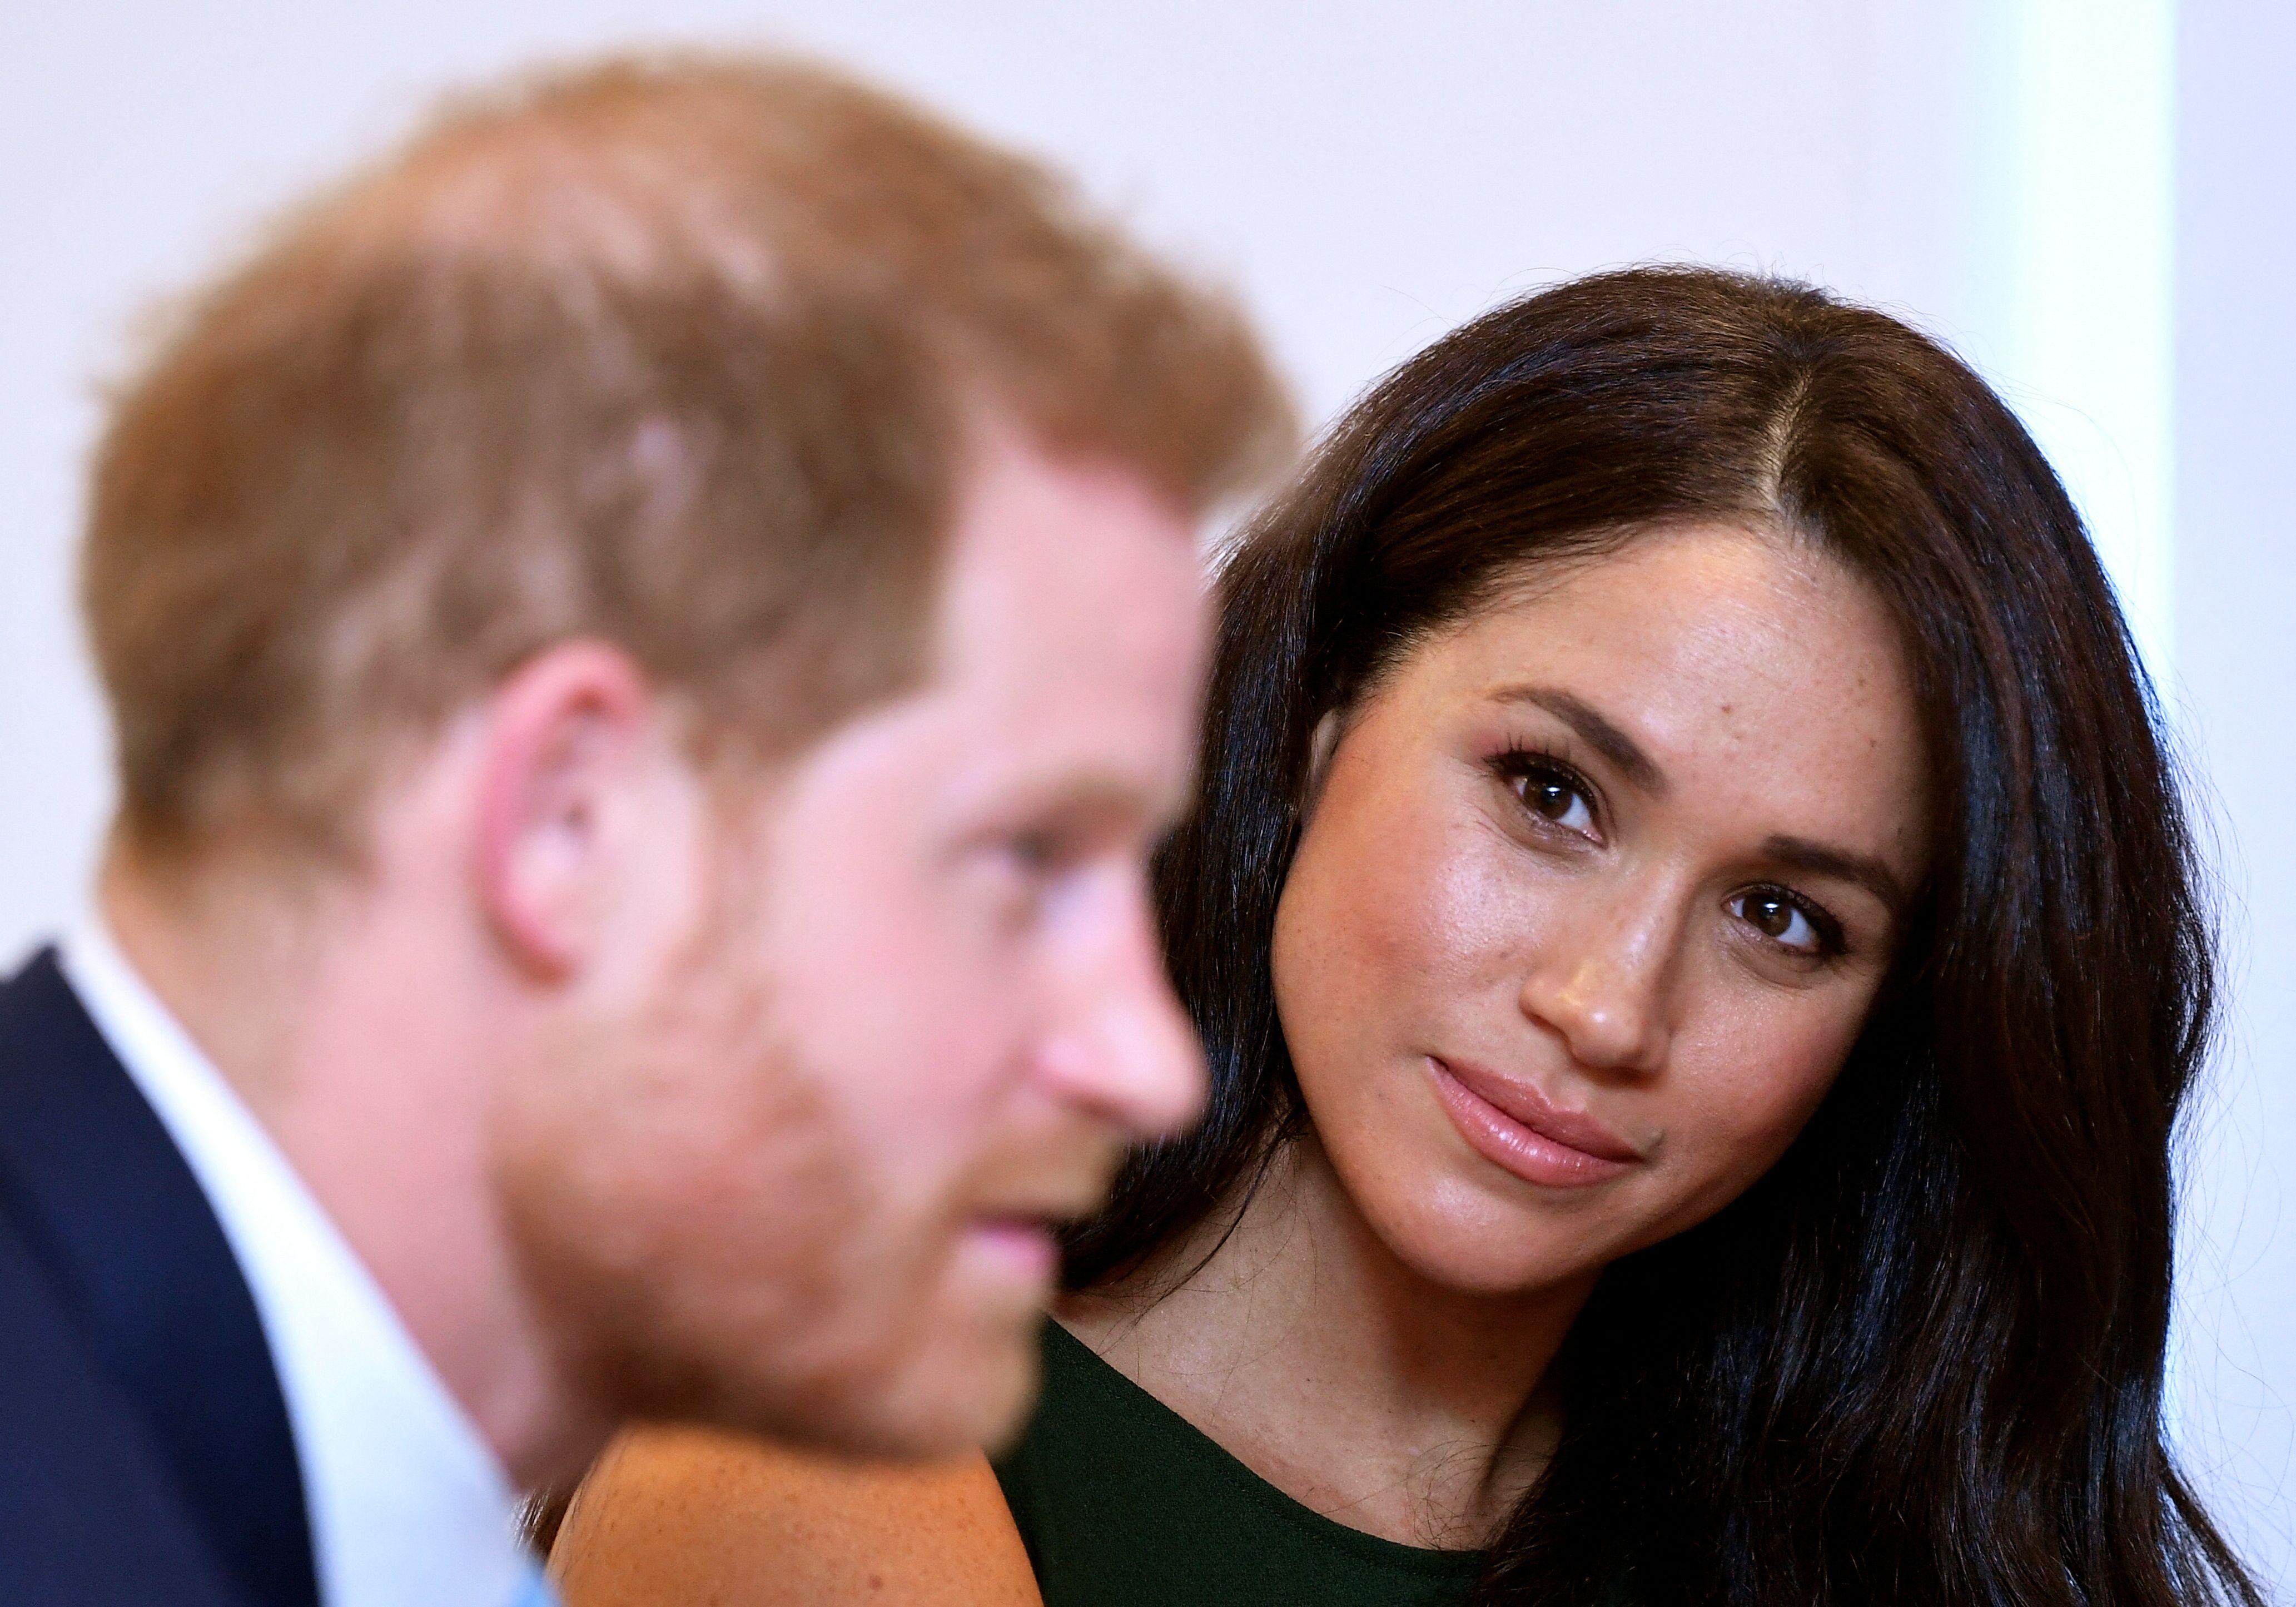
[1486,741,1852,962]
[1488,743,1601,835]
[1725,885,1848,959]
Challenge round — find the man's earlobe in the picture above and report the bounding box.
[473,642,657,979]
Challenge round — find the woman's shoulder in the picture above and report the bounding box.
[549,1425,1041,1607]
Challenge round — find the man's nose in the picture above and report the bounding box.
[1035,891,1207,1141]
[1517,885,1677,1078]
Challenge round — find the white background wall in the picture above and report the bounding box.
[2170,3,2295,1591]
[1,1,2286,1590]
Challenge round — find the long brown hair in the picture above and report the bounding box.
[1066,267,2258,1605]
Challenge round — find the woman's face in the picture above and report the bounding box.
[1270,522,1930,1295]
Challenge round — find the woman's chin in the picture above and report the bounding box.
[1355,1177,1621,1301]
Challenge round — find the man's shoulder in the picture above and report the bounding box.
[0,943,317,1607]
[0,945,91,1079]
[0,1199,254,1607]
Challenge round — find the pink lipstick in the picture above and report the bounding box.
[1428,1056,1642,1188]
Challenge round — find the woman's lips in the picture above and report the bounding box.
[1427,1056,1642,1188]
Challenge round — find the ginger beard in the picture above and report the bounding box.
[491,836,1107,1462]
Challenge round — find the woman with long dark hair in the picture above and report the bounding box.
[546,267,2258,1607]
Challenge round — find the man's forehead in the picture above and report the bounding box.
[931,678,1194,816]
[781,429,1212,834]
[932,431,1205,638]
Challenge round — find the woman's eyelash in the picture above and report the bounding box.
[1736,884,1851,959]
[1488,743,1601,829]
[1491,741,1589,787]
[1796,895,1848,955]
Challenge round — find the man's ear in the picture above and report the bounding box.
[472,640,666,980]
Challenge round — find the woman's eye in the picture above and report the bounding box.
[1728,889,1826,954]
[1515,772,1595,835]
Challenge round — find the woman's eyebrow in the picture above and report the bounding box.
[1762,835,1911,916]
[1491,685,1669,797]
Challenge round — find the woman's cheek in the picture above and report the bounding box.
[1397,816,1559,994]
[1669,1008,1859,1199]
[1295,803,1509,1024]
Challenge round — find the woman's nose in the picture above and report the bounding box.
[1517,888,1676,1077]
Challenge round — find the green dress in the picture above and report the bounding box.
[992,1320,1488,1606]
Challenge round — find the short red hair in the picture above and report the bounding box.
[84,52,1295,856]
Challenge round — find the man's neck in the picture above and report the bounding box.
[96,838,595,1489]
[1058,1134,1591,1550]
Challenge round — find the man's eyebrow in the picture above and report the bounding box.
[1761,835,1912,916]
[989,771,1174,833]
[1491,685,1668,797]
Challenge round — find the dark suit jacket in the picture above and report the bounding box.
[0,948,320,1607]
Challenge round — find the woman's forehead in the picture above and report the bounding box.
[1366,524,1931,865]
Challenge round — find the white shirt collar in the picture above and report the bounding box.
[58,915,535,1607]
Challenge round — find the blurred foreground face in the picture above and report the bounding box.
[1272,524,1929,1298]
[505,431,1211,1455]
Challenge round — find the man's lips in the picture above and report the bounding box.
[1428,1055,1643,1188]
[961,1176,1107,1284]
[961,1216,1063,1283]
[957,1131,1126,1285]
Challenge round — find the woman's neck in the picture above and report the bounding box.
[1057,1132,1596,1549]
